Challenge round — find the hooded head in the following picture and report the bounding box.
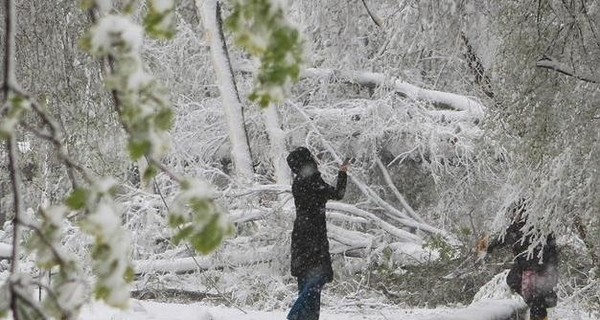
[287,147,317,176]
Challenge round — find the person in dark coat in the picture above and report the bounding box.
[486,200,559,320]
[286,147,348,320]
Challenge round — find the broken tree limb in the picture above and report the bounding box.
[134,241,372,275]
[327,202,423,243]
[233,62,486,117]
[375,157,426,224]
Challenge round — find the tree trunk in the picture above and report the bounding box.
[198,0,254,181]
[262,105,291,185]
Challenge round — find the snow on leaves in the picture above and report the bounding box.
[76,178,134,308]
[144,0,177,40]
[226,0,303,108]
[81,1,173,172]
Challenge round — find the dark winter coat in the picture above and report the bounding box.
[487,218,558,272]
[487,201,559,309]
[290,169,347,282]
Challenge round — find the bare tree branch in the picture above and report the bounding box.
[360,0,382,27]
[3,1,24,319]
[375,157,426,224]
[536,55,600,84]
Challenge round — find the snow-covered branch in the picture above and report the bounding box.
[233,63,486,116]
[300,68,486,117]
[327,202,423,243]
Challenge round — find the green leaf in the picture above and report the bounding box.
[124,266,136,282]
[168,214,186,227]
[80,0,95,11]
[128,139,151,160]
[65,188,89,210]
[143,6,176,40]
[142,164,158,181]
[95,285,110,300]
[190,215,225,254]
[155,108,173,130]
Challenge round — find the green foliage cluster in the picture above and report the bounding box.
[0,94,30,139]
[144,0,177,40]
[226,0,303,107]
[168,180,234,254]
[81,11,173,178]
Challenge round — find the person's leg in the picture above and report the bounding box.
[287,273,325,320]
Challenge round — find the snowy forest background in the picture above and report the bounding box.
[0,0,599,318]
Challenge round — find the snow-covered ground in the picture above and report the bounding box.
[80,299,596,320]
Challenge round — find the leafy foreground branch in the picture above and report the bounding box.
[0,0,232,318]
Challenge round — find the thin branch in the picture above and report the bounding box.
[536,55,600,83]
[374,157,426,224]
[7,136,23,320]
[2,0,15,99]
[13,91,90,186]
[20,221,69,267]
[3,1,23,319]
[360,0,382,27]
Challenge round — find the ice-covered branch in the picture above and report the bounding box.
[262,106,291,185]
[536,55,600,84]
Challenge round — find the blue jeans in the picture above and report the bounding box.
[287,271,327,320]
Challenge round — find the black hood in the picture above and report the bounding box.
[287,147,317,175]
